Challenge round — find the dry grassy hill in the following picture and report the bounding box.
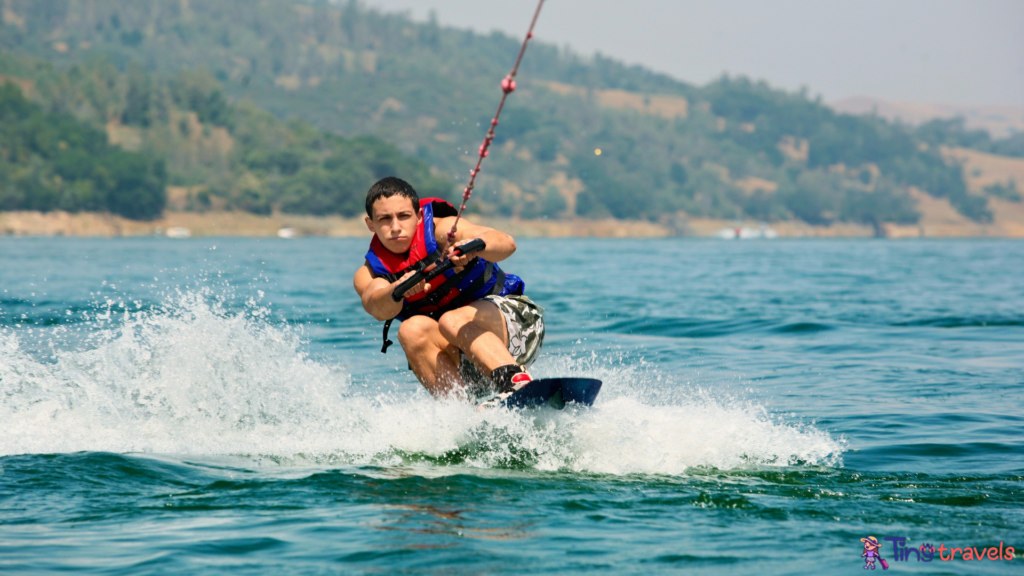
[831,97,1024,139]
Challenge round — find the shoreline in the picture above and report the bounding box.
[1,210,1022,239]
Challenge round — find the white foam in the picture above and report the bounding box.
[0,290,844,474]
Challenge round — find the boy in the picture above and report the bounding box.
[353,177,544,407]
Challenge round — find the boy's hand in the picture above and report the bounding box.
[395,269,430,299]
[447,239,480,272]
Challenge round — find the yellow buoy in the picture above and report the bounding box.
[594,148,602,156]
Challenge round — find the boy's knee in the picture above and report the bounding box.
[397,316,437,349]
[438,307,474,340]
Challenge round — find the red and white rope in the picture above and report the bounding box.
[446,0,546,245]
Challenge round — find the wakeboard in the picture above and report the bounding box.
[499,377,602,410]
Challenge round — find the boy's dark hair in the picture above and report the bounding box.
[365,177,419,218]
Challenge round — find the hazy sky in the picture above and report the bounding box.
[363,0,1024,107]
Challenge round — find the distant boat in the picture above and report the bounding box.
[715,224,778,239]
[166,227,191,239]
[277,227,298,239]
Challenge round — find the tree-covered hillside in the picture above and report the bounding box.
[0,80,166,219]
[0,0,1017,224]
[0,53,451,217]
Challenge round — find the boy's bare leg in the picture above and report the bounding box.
[399,301,515,399]
[437,301,514,375]
[397,316,464,398]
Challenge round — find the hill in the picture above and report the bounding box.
[0,53,451,217]
[830,97,1024,140]
[1,0,1021,228]
[0,78,165,219]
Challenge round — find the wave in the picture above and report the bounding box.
[891,316,1024,329]
[605,313,1024,338]
[0,289,844,475]
[602,316,832,338]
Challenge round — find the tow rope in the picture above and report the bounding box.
[446,0,546,245]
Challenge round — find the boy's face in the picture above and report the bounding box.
[365,195,421,253]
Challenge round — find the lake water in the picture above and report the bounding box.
[1,237,1021,574]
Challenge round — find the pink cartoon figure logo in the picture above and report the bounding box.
[861,536,890,570]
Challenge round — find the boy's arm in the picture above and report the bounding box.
[353,263,431,321]
[433,216,516,268]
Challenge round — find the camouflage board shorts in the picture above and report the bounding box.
[459,294,545,400]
